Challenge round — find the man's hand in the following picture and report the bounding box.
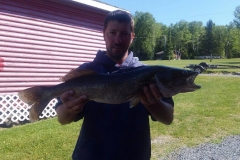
[56,90,88,125]
[60,90,88,114]
[141,83,162,106]
[141,83,174,125]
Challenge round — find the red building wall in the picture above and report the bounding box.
[0,0,113,94]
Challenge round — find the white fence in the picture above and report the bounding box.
[0,93,57,125]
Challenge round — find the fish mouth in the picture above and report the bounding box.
[155,71,201,97]
[186,72,201,89]
[179,72,201,93]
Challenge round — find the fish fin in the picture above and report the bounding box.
[129,97,141,108]
[127,93,141,108]
[60,69,97,81]
[18,86,52,122]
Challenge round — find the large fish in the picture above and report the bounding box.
[18,65,201,121]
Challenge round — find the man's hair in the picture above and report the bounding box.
[103,10,134,33]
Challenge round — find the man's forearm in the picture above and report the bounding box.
[144,100,174,125]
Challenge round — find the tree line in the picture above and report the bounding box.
[130,5,240,60]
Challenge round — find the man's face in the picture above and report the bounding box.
[103,20,135,62]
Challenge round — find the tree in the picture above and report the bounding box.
[188,21,204,58]
[202,20,214,57]
[233,5,240,29]
[162,26,174,60]
[132,12,156,60]
[212,25,226,57]
[129,6,240,60]
[154,23,168,58]
[229,27,240,58]
[171,20,191,59]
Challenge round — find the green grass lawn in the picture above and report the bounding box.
[0,119,79,160]
[0,59,240,160]
[150,75,240,159]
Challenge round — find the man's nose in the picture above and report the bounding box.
[114,33,122,43]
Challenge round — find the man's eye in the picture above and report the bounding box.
[109,32,116,35]
[122,32,128,35]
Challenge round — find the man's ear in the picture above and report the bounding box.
[131,33,135,43]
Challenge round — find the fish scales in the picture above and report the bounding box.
[18,65,201,121]
[52,67,157,103]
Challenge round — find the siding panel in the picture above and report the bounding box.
[0,0,109,94]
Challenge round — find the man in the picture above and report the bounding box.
[55,10,174,160]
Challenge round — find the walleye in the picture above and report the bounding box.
[18,65,201,121]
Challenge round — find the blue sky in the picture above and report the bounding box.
[101,0,239,26]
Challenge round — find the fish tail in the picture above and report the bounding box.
[18,86,52,122]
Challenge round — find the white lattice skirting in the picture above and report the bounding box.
[0,94,57,125]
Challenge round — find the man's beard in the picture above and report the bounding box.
[107,46,128,61]
[110,52,126,61]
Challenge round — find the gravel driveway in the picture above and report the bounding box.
[162,135,240,160]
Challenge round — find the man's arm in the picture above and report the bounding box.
[55,90,88,125]
[141,83,174,125]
